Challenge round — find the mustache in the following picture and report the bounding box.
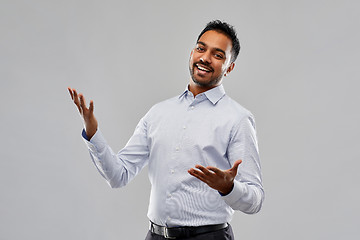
[193,62,213,72]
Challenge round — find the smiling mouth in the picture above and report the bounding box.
[195,63,213,73]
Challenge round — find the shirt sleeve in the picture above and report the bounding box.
[222,115,264,214]
[82,116,150,188]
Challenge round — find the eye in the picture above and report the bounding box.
[196,46,205,52]
[214,53,224,59]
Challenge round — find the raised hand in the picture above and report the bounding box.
[68,87,98,139]
[188,160,242,195]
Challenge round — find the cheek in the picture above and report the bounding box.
[214,63,226,73]
[220,62,230,73]
[189,55,196,65]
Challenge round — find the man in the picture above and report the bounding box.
[68,20,264,240]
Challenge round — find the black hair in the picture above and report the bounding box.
[197,20,240,63]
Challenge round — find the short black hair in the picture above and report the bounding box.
[197,20,240,63]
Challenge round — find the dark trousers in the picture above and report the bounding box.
[145,224,234,240]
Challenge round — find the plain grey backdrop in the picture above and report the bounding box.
[1,0,359,239]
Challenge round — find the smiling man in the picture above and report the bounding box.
[69,20,264,240]
[189,29,235,93]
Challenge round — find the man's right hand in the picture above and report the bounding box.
[68,87,98,140]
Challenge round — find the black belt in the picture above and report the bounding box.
[149,221,228,239]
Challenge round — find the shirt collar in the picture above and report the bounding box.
[179,84,226,105]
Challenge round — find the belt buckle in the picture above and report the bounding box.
[164,227,176,239]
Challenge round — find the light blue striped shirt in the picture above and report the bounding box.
[83,84,264,227]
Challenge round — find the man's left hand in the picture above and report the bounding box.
[188,160,242,195]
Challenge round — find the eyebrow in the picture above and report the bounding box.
[197,41,226,56]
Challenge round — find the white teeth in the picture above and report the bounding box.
[196,64,211,72]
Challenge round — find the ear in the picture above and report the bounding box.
[224,62,235,76]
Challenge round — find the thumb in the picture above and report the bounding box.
[231,160,242,172]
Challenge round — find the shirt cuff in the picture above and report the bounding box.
[218,184,234,196]
[81,129,90,141]
[221,180,246,207]
[81,128,107,152]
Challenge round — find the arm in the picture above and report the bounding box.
[188,116,264,214]
[68,88,149,188]
[82,119,149,188]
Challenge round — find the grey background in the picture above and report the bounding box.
[1,0,359,239]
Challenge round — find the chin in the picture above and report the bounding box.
[193,74,211,83]
[193,79,212,88]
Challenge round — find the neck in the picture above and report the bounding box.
[188,81,220,97]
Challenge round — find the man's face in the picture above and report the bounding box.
[189,30,234,89]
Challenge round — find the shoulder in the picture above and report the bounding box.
[219,95,254,122]
[142,95,179,119]
[219,96,258,139]
[150,95,179,111]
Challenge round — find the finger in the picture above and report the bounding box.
[89,100,94,113]
[72,89,82,113]
[188,169,208,183]
[73,89,80,104]
[72,88,78,98]
[188,168,204,177]
[79,94,87,111]
[206,166,224,176]
[195,165,213,176]
[68,87,74,100]
[188,168,208,179]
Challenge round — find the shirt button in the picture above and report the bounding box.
[183,126,186,129]
[175,147,179,151]
[168,193,172,198]
[171,169,175,174]
[191,106,195,109]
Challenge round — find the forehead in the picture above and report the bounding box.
[197,30,232,52]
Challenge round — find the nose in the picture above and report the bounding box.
[200,51,211,64]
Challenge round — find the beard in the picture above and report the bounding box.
[189,62,224,88]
